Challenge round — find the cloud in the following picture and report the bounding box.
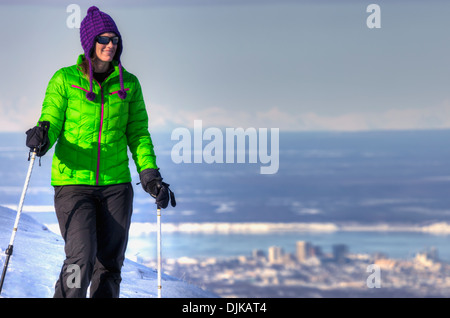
[148,100,450,132]
[0,96,41,132]
[290,100,450,131]
[3,96,450,133]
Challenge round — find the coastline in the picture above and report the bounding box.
[39,220,450,236]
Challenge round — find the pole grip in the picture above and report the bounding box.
[5,245,13,256]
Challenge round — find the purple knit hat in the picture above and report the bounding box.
[80,6,127,100]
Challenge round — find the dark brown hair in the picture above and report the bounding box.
[78,54,98,80]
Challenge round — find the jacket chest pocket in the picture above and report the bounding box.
[109,88,130,96]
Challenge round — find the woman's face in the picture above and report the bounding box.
[94,32,118,63]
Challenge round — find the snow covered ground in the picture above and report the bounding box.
[0,206,216,298]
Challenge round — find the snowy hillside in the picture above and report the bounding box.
[0,206,216,298]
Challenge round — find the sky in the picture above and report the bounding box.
[0,0,450,132]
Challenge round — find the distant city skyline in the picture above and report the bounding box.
[148,238,450,297]
[1,0,450,132]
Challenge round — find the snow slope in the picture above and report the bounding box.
[0,206,216,298]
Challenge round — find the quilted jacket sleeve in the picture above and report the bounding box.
[126,76,158,173]
[38,69,68,150]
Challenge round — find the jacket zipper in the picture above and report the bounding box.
[95,79,105,185]
[74,72,118,185]
[70,83,104,184]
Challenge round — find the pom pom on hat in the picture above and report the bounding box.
[87,6,99,14]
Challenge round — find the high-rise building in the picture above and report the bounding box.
[252,249,265,260]
[296,241,314,263]
[268,246,284,264]
[332,244,348,263]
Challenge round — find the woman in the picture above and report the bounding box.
[25,6,175,298]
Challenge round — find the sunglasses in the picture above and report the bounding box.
[96,36,119,45]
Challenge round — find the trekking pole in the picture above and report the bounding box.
[154,184,175,298]
[156,205,162,298]
[0,120,49,296]
[0,150,37,295]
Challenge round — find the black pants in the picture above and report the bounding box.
[53,183,133,298]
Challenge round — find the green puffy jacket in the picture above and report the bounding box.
[38,54,158,186]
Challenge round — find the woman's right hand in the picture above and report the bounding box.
[25,121,50,157]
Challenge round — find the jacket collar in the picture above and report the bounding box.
[76,54,123,80]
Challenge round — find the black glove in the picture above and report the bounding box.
[139,168,176,209]
[26,121,50,157]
